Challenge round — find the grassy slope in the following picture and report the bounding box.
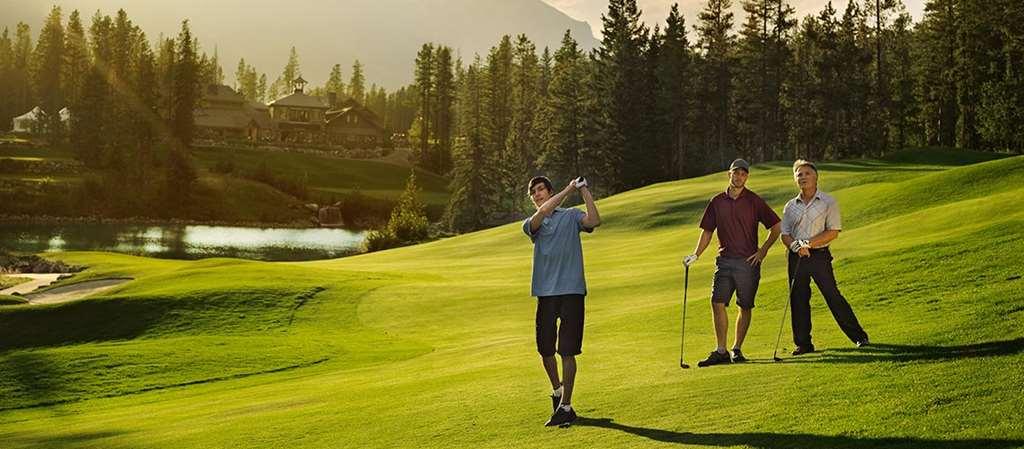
[190,146,450,206]
[0,145,450,222]
[0,151,1021,449]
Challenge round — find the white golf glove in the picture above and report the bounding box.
[789,240,811,253]
[683,254,698,267]
[573,176,588,189]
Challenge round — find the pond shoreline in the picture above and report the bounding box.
[0,220,369,262]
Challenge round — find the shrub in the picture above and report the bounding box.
[363,171,430,252]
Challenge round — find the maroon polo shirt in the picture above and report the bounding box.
[698,188,781,259]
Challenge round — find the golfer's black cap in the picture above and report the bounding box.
[729,159,750,172]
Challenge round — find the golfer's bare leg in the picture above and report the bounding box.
[712,302,729,352]
[542,356,560,390]
[733,306,752,350]
[559,355,576,406]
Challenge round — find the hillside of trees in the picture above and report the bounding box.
[2,1,1021,235]
[0,7,418,221]
[404,0,1023,232]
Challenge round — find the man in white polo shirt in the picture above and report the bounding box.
[780,159,869,355]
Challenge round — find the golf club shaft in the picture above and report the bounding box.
[773,257,802,359]
[680,265,689,364]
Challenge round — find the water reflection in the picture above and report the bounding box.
[0,223,367,261]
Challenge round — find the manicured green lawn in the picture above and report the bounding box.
[0,150,1021,448]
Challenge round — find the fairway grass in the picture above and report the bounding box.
[0,151,1021,448]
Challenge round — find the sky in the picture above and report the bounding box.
[541,0,927,38]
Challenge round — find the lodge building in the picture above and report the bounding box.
[195,77,387,147]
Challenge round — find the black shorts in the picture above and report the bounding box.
[535,294,585,357]
[711,256,761,309]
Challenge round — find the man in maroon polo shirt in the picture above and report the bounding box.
[684,159,781,367]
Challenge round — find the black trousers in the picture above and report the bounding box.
[788,248,868,347]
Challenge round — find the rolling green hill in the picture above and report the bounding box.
[0,144,449,224]
[0,150,1021,448]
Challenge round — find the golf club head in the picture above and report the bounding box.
[680,361,690,369]
[773,356,783,362]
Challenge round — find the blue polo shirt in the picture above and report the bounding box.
[522,207,593,297]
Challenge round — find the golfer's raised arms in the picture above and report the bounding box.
[578,180,601,229]
[528,180,576,233]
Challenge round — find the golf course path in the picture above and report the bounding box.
[24,277,133,305]
[0,273,63,296]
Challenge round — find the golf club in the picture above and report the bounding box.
[772,257,802,362]
[680,264,690,369]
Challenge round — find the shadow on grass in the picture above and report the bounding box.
[0,351,68,412]
[4,431,132,449]
[574,417,1024,448]
[779,337,1024,364]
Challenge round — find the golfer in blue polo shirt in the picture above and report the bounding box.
[523,175,600,427]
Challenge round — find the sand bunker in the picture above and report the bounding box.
[22,278,133,305]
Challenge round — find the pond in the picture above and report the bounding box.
[0,222,367,261]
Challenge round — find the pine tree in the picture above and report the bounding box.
[502,35,539,215]
[592,0,653,190]
[695,0,736,170]
[387,85,418,137]
[864,0,900,153]
[349,59,365,103]
[164,19,200,208]
[973,0,1024,152]
[257,73,267,103]
[31,6,66,138]
[74,12,112,166]
[538,30,586,186]
[446,56,495,232]
[11,23,34,128]
[233,58,258,101]
[414,44,435,167]
[171,20,199,148]
[235,57,247,92]
[656,4,696,178]
[538,47,552,101]
[733,0,795,162]
[0,28,15,131]
[784,14,828,160]
[389,171,429,243]
[62,10,89,127]
[487,36,518,214]
[325,63,344,103]
[433,45,455,174]
[209,46,224,84]
[156,36,177,118]
[272,46,301,96]
[887,7,919,149]
[834,0,874,158]
[131,31,160,182]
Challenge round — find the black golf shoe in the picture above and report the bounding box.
[791,345,815,356]
[731,348,747,363]
[697,350,732,367]
[545,406,577,427]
